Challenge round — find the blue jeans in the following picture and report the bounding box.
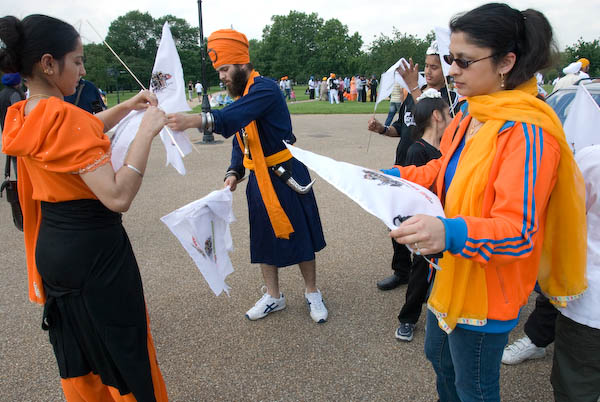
[385,102,402,126]
[424,310,509,402]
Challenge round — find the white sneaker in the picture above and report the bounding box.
[245,288,286,320]
[305,289,328,323]
[501,336,546,365]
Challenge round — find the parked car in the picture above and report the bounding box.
[546,80,600,124]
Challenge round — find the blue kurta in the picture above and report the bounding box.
[212,75,326,267]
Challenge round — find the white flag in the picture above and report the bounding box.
[110,108,143,172]
[434,27,452,78]
[161,188,236,296]
[375,58,427,111]
[151,22,193,175]
[110,22,192,175]
[564,84,600,154]
[285,143,445,230]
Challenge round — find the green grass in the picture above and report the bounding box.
[106,84,557,115]
[105,91,137,108]
[105,86,223,108]
[106,88,387,115]
[288,98,387,114]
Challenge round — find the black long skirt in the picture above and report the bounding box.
[35,199,157,401]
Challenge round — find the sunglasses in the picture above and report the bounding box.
[443,53,497,69]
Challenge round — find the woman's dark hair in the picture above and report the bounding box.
[412,97,448,140]
[449,3,558,90]
[0,15,80,77]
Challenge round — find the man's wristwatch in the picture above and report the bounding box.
[380,125,389,135]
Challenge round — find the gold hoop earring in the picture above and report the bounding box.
[500,72,505,88]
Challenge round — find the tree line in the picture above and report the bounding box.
[80,10,599,92]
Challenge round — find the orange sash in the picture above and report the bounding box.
[234,70,294,239]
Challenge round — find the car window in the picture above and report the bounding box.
[547,88,600,125]
[547,91,576,124]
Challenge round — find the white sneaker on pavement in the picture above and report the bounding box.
[245,288,286,320]
[501,335,546,365]
[305,289,328,323]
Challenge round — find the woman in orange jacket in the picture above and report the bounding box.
[384,4,587,401]
[1,15,169,401]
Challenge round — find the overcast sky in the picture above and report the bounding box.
[5,0,599,51]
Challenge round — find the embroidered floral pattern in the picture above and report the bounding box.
[427,304,488,334]
[73,151,111,174]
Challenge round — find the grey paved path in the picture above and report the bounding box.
[1,114,553,401]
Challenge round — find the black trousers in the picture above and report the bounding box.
[309,89,315,99]
[551,313,600,402]
[397,255,434,324]
[391,238,411,281]
[524,293,559,347]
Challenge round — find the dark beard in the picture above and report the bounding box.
[226,66,248,98]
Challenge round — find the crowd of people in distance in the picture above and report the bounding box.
[292,74,381,104]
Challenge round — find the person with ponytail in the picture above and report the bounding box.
[393,89,450,342]
[384,3,587,401]
[1,14,168,401]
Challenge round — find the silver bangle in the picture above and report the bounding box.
[199,112,214,133]
[200,112,207,132]
[224,170,239,181]
[124,164,144,177]
[205,111,214,133]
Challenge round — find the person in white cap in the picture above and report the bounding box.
[367,40,459,292]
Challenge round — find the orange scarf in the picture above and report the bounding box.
[2,97,110,304]
[234,70,294,239]
[428,77,587,332]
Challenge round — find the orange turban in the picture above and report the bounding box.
[578,58,590,69]
[207,29,250,69]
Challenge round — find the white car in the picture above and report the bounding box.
[546,80,600,124]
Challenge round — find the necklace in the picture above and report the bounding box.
[467,119,484,138]
[27,94,53,101]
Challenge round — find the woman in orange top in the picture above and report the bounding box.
[385,4,586,402]
[1,15,168,401]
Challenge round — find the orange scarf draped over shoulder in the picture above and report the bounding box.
[428,78,587,332]
[2,97,110,304]
[234,70,294,239]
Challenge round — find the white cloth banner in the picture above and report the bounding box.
[161,188,236,296]
[110,22,192,175]
[285,143,445,230]
[152,22,192,175]
[564,84,600,154]
[110,109,144,172]
[375,58,427,111]
[434,27,452,78]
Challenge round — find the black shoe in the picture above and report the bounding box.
[376,274,407,291]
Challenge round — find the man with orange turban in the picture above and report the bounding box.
[554,57,592,91]
[326,73,339,104]
[167,29,328,323]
